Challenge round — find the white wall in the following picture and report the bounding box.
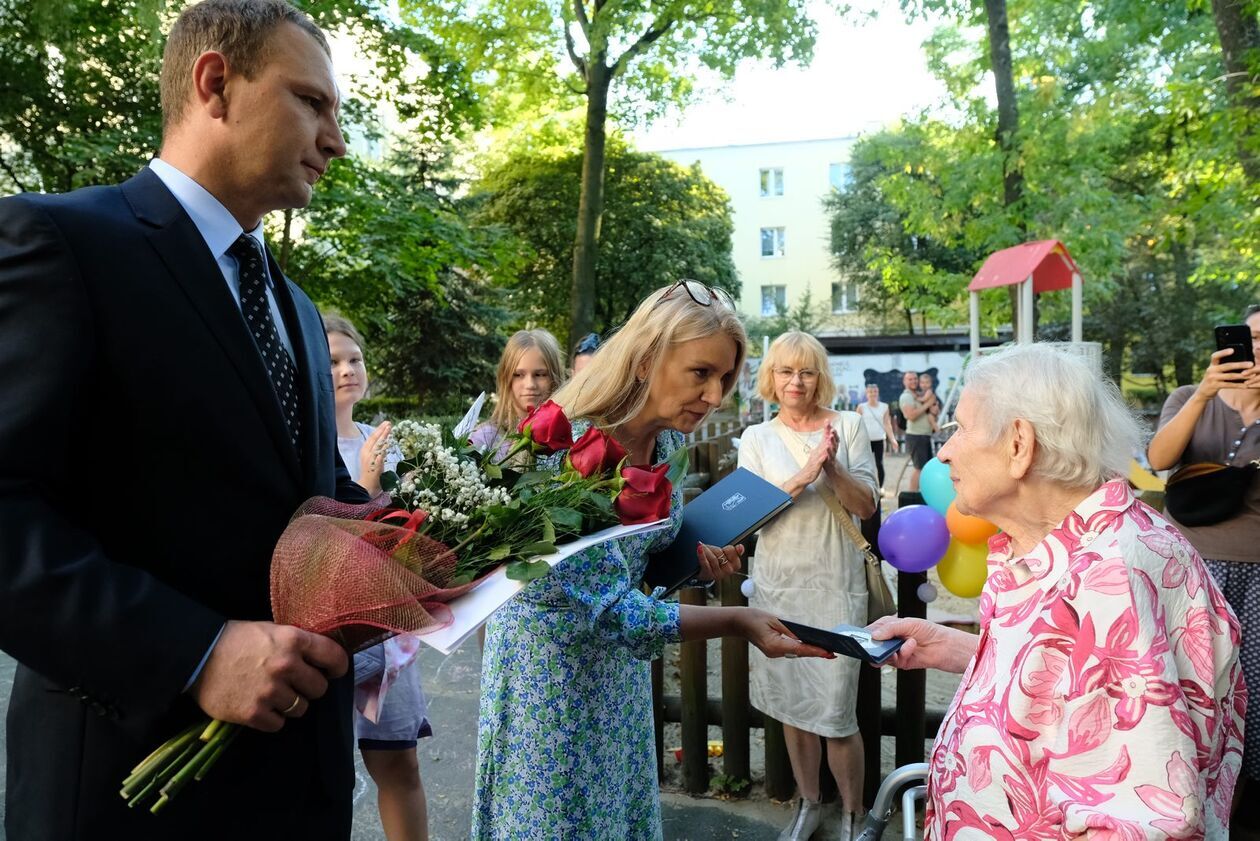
[657,137,856,321]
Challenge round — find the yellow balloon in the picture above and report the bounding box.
[937,539,989,598]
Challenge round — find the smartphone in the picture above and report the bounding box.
[1215,324,1255,366]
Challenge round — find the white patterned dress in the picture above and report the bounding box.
[739,413,878,737]
[472,426,684,840]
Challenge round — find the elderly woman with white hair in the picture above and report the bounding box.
[870,343,1245,839]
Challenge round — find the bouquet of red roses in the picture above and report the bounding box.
[121,400,685,813]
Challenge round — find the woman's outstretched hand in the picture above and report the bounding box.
[740,609,835,660]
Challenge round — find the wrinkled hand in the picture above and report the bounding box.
[740,609,835,660]
[867,616,976,674]
[355,420,392,495]
[189,620,348,732]
[1196,348,1256,400]
[695,542,743,583]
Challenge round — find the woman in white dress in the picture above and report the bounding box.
[855,382,898,493]
[739,331,879,841]
[326,313,431,841]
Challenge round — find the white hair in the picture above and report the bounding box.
[964,344,1144,489]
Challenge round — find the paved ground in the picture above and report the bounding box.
[1,452,934,839]
[0,642,868,841]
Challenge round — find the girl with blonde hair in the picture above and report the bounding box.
[473,282,834,840]
[470,329,565,455]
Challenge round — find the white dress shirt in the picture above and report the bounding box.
[147,158,295,359]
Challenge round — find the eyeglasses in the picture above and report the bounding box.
[657,278,735,309]
[574,333,601,354]
[772,367,819,382]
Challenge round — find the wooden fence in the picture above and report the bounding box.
[652,431,943,803]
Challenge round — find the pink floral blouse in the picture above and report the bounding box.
[926,481,1246,840]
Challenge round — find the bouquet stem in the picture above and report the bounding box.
[120,717,239,813]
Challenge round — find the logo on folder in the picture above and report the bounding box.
[721,492,746,511]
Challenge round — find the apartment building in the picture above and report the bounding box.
[656,136,860,328]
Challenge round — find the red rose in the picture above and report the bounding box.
[614,463,673,524]
[567,426,627,478]
[517,400,572,454]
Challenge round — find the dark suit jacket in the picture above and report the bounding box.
[0,167,369,840]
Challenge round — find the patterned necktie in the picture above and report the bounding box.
[228,234,302,451]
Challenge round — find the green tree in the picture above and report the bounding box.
[284,142,523,411]
[403,0,820,348]
[0,0,478,195]
[471,136,737,347]
[826,131,985,334]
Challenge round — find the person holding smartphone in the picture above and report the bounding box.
[1148,303,1260,815]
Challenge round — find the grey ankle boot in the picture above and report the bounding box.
[777,797,823,841]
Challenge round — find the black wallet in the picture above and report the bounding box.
[781,620,904,665]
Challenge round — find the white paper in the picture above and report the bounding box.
[452,392,487,441]
[419,518,670,655]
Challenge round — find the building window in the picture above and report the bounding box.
[829,162,852,191]
[761,285,787,316]
[759,226,785,258]
[759,167,784,197]
[831,280,859,313]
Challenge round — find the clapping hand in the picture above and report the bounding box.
[356,420,392,496]
[802,425,839,482]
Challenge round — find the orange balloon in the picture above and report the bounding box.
[945,501,999,544]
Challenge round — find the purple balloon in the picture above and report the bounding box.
[878,505,951,573]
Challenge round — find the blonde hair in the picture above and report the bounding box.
[489,329,566,430]
[553,285,748,429]
[757,331,835,407]
[160,0,329,132]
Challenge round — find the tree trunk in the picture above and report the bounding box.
[569,63,612,350]
[983,0,1026,332]
[904,308,915,335]
[1209,0,1260,183]
[278,207,294,273]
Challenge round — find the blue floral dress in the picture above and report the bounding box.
[472,426,685,840]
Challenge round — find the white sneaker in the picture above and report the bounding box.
[778,797,823,841]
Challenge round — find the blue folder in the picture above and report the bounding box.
[644,467,792,596]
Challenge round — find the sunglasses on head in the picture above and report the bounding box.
[656,279,735,309]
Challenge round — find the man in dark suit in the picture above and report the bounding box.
[0,1,371,837]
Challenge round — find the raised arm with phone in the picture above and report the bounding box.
[1148,305,1260,803]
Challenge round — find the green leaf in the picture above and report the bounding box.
[483,462,503,480]
[380,470,399,493]
[514,470,554,488]
[664,446,690,488]
[488,545,511,560]
[505,559,551,582]
[450,572,474,586]
[546,506,583,530]
[521,541,557,556]
[541,514,556,545]
[585,490,614,514]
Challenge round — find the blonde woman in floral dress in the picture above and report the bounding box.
[472,282,835,840]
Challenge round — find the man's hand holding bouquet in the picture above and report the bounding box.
[122,400,684,812]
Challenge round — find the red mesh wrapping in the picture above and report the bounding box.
[270,497,485,653]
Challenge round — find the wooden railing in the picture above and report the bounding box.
[653,436,942,804]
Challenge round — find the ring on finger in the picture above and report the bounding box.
[282,695,302,715]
